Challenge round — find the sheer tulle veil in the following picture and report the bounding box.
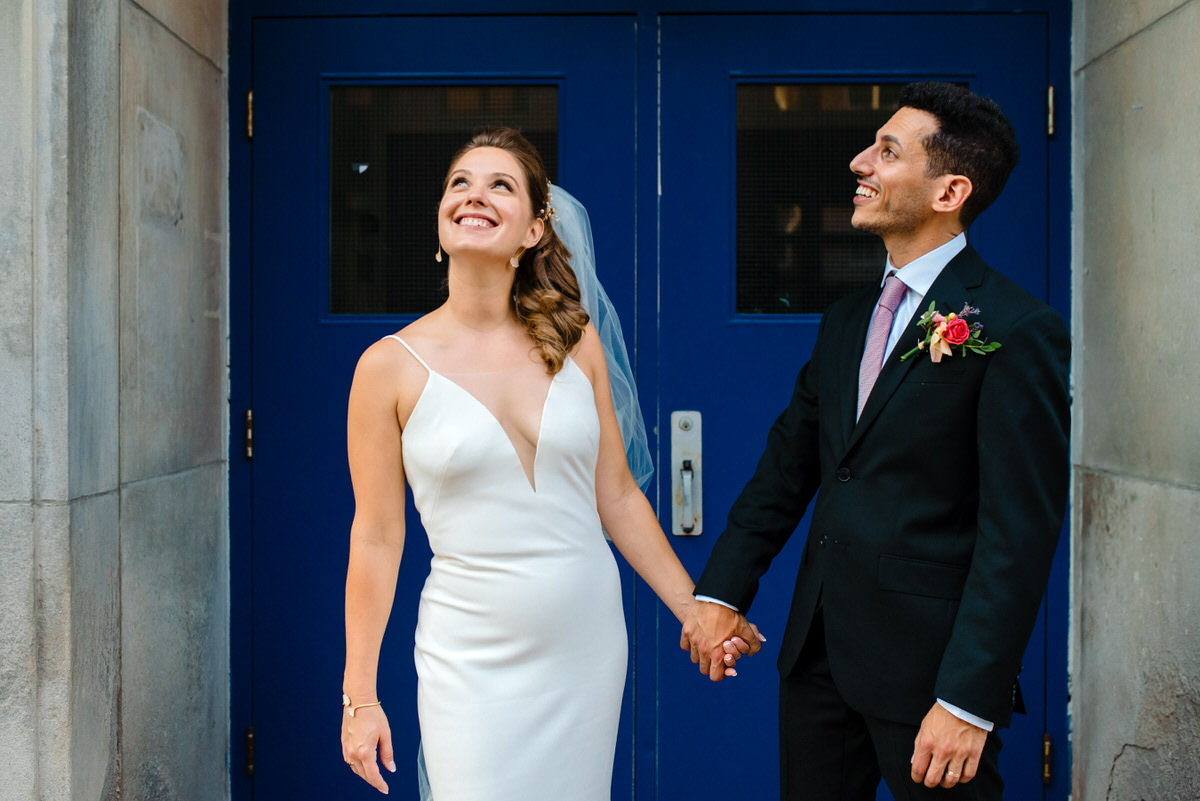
[550,184,654,492]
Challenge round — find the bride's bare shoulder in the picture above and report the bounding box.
[354,311,447,390]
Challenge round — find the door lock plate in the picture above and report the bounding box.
[670,411,702,535]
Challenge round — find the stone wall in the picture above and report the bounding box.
[0,0,229,798]
[1071,0,1200,798]
[2,2,73,798]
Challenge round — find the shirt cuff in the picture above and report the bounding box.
[937,699,994,732]
[693,595,739,612]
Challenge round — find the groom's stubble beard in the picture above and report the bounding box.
[850,199,929,240]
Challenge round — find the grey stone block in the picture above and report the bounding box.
[68,0,121,501]
[0,0,34,504]
[1072,470,1200,799]
[121,464,228,801]
[70,491,121,801]
[0,503,36,799]
[35,501,71,801]
[136,0,227,69]
[28,0,71,509]
[119,3,228,483]
[1075,0,1200,488]
[1075,0,1192,70]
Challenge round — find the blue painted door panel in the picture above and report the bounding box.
[245,11,1064,801]
[250,16,637,800]
[654,13,1052,801]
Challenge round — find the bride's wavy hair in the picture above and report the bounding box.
[444,127,588,375]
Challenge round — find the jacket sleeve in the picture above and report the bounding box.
[693,315,828,613]
[934,304,1071,724]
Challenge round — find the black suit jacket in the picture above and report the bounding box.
[694,245,1070,728]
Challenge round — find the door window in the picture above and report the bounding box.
[329,84,559,315]
[736,82,901,314]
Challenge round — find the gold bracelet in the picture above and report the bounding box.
[342,693,382,718]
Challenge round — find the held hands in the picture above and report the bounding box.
[680,600,766,681]
[910,702,988,789]
[341,703,396,794]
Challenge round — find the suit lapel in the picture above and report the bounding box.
[843,245,987,455]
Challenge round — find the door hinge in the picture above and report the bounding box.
[247,89,254,139]
[244,409,254,460]
[1042,733,1052,785]
[245,726,255,776]
[1046,85,1055,137]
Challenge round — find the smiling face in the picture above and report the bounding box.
[438,146,544,265]
[849,107,947,244]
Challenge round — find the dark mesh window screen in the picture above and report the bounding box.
[329,85,559,315]
[736,83,900,315]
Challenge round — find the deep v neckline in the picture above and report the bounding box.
[430,366,562,493]
[390,336,570,493]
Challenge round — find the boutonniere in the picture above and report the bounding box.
[900,301,1001,363]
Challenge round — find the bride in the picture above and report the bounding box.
[338,127,761,799]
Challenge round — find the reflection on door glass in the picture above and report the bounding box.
[736,83,900,315]
[330,85,558,315]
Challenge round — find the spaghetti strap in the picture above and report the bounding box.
[384,334,433,372]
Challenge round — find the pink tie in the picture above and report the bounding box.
[857,274,907,419]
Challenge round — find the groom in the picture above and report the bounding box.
[683,82,1069,799]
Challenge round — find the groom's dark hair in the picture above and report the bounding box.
[898,81,1020,227]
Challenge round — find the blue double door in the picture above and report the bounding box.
[244,11,1064,801]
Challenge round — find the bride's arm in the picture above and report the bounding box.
[576,327,763,679]
[572,328,693,619]
[341,341,410,794]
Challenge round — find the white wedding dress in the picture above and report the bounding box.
[388,335,627,801]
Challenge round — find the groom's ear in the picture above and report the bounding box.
[932,174,973,219]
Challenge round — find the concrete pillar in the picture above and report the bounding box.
[67,0,123,797]
[0,0,228,798]
[1072,0,1200,797]
[1,1,73,798]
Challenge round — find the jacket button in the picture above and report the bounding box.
[836,467,852,482]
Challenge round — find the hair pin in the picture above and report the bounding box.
[541,180,558,221]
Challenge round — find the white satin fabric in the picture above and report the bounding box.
[387,335,627,801]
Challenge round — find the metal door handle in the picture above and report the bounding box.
[680,459,695,533]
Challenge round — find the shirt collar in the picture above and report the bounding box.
[880,232,967,296]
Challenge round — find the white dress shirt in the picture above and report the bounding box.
[698,232,994,732]
[874,232,966,360]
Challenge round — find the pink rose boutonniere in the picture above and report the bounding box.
[900,301,1001,363]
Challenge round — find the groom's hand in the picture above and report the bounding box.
[910,702,987,789]
[680,601,764,682]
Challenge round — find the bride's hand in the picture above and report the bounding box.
[341,704,396,794]
[719,622,765,675]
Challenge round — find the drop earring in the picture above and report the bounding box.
[509,254,520,269]
[434,246,443,264]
